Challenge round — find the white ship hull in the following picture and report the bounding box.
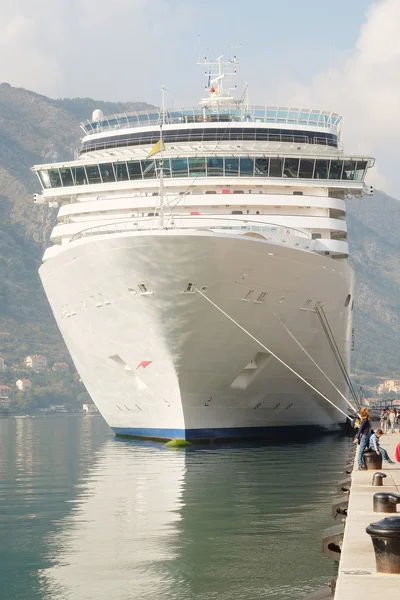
[39,232,354,441]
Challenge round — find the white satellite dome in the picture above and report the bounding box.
[92,109,104,122]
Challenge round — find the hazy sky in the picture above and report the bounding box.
[1,0,399,196]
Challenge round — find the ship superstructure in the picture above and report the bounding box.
[33,57,374,441]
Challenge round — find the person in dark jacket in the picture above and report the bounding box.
[354,407,371,470]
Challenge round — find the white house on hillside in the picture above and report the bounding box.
[16,379,32,392]
[25,355,47,372]
[0,357,5,370]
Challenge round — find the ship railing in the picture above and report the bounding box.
[81,107,341,135]
[71,217,311,243]
[76,133,342,157]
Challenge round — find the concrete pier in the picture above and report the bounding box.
[335,430,400,599]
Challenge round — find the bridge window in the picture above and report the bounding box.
[99,163,115,183]
[189,157,206,177]
[299,159,314,178]
[225,157,239,176]
[239,157,253,176]
[355,161,367,181]
[254,158,269,176]
[72,166,88,185]
[48,169,62,188]
[85,165,101,184]
[207,157,224,177]
[329,160,343,179]
[116,162,129,182]
[171,158,188,178]
[38,170,51,189]
[315,159,329,179]
[60,167,73,187]
[127,161,142,180]
[269,158,283,177]
[342,160,356,180]
[141,160,156,179]
[283,158,299,178]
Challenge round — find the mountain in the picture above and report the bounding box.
[0,83,399,377]
[0,83,154,364]
[347,192,400,376]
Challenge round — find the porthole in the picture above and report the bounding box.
[345,294,351,307]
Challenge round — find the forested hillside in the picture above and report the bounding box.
[0,83,153,364]
[0,83,399,376]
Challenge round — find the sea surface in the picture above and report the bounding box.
[0,416,351,600]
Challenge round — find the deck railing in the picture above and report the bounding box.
[71,216,311,243]
[81,106,341,135]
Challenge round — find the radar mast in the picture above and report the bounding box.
[197,54,240,106]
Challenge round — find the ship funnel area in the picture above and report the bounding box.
[198,54,240,107]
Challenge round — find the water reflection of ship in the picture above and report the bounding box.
[39,437,346,599]
[0,417,112,598]
[40,440,186,598]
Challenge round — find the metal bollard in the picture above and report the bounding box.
[363,449,382,470]
[366,517,400,573]
[372,472,387,487]
[373,492,400,513]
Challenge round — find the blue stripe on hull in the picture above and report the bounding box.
[113,424,343,442]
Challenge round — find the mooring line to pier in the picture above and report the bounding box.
[195,288,351,420]
[263,303,358,415]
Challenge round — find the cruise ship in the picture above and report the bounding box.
[32,57,374,441]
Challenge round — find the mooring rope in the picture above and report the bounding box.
[195,287,351,420]
[264,303,358,415]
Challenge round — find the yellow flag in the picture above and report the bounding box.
[147,138,165,158]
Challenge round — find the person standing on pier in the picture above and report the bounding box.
[380,408,388,434]
[389,408,396,434]
[355,408,371,470]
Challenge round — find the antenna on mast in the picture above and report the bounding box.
[197,53,240,106]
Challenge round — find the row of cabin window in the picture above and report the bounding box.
[38,157,368,189]
[79,128,338,155]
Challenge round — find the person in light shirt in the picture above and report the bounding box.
[369,429,394,464]
[388,408,396,434]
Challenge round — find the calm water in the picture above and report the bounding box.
[0,416,351,600]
